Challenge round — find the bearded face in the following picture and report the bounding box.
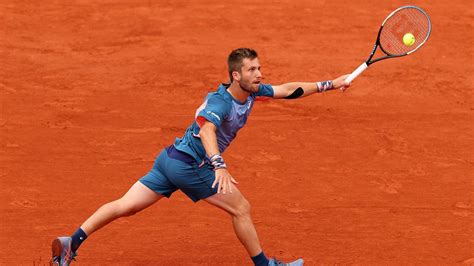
[234,58,262,93]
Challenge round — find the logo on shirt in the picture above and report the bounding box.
[207,111,221,121]
[247,100,253,110]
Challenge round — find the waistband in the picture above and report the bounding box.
[166,145,196,165]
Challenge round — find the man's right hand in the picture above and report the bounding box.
[212,168,238,194]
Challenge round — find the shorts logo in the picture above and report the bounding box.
[207,111,221,121]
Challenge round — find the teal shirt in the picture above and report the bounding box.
[174,83,274,164]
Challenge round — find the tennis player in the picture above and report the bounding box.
[51,48,350,266]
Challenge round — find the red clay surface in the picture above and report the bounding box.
[1,0,473,265]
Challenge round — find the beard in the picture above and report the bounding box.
[239,79,259,93]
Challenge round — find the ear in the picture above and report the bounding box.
[232,71,241,82]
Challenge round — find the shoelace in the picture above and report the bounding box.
[271,258,286,266]
[52,253,77,264]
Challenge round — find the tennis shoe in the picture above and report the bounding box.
[51,236,77,266]
[268,257,304,266]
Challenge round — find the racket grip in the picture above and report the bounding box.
[345,62,368,83]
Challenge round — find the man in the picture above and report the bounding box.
[51,48,350,266]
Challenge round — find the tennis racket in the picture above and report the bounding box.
[345,5,432,84]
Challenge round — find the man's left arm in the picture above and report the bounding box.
[271,74,351,99]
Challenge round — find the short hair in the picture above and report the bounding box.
[227,48,258,82]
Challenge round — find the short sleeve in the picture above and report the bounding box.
[256,83,274,97]
[196,95,230,128]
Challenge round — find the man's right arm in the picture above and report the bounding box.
[198,121,220,158]
[199,121,238,194]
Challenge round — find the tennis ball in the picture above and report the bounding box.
[403,33,415,46]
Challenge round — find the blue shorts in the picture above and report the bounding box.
[139,145,217,202]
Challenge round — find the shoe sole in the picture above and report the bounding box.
[50,238,62,265]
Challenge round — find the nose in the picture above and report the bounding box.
[256,69,262,78]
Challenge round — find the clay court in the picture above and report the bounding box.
[1,0,473,265]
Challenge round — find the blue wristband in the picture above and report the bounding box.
[316,80,333,92]
[210,154,227,170]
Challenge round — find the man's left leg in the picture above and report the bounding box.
[204,184,262,257]
[203,184,303,266]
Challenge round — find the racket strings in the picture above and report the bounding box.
[380,7,431,56]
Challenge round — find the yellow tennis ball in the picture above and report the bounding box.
[403,33,415,46]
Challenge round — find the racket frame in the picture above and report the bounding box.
[345,5,431,84]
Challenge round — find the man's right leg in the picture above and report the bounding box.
[81,181,163,235]
[51,181,163,265]
[52,148,177,265]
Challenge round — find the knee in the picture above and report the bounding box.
[232,199,251,218]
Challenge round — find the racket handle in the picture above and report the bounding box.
[345,62,368,83]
